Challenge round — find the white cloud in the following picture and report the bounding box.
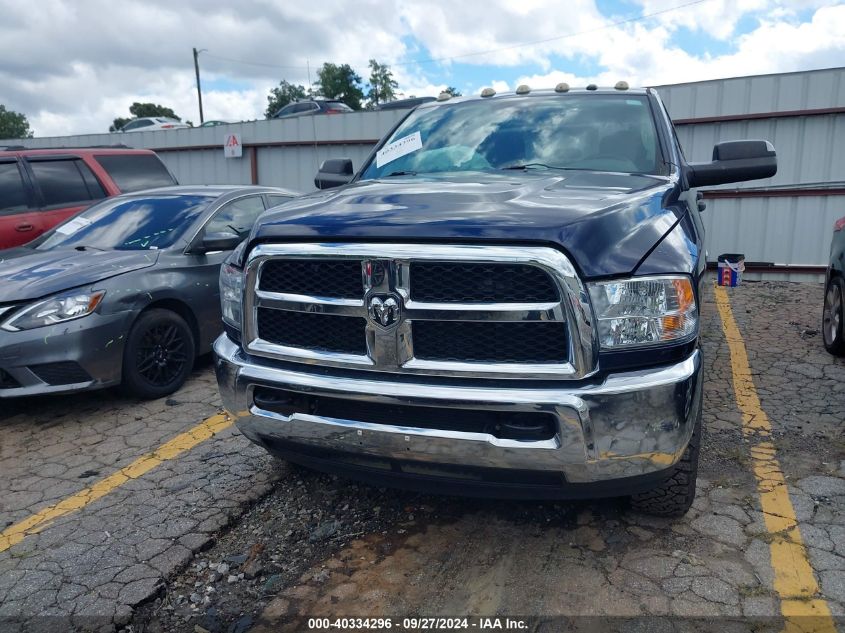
[517,3,845,88]
[630,0,840,40]
[0,0,843,137]
[632,0,769,40]
[399,0,605,68]
[0,0,410,135]
[388,66,449,101]
[490,80,511,93]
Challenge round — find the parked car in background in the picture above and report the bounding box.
[273,100,353,119]
[823,215,845,355]
[119,117,191,132]
[375,96,436,111]
[0,147,177,249]
[199,120,235,127]
[0,185,298,399]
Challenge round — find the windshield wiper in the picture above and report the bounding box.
[384,170,417,177]
[227,224,249,237]
[500,163,573,171]
[73,245,105,251]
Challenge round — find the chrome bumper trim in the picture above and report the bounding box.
[215,335,701,483]
[241,243,598,380]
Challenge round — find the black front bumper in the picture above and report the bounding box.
[257,436,678,500]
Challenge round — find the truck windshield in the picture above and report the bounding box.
[360,94,663,179]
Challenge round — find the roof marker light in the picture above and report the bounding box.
[586,84,598,91]
[554,82,570,93]
[615,81,629,91]
[480,87,496,98]
[515,84,530,95]
[437,91,452,101]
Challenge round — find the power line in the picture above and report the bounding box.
[391,0,711,66]
[200,0,711,73]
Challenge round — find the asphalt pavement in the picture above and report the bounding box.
[0,281,842,633]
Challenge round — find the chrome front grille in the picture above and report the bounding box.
[409,262,559,303]
[256,308,367,355]
[260,259,363,298]
[242,244,598,379]
[411,320,569,363]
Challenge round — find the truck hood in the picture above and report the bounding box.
[0,249,160,302]
[252,171,683,278]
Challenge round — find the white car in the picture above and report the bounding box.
[120,117,190,133]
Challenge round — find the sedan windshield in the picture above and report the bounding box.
[360,94,663,179]
[38,195,214,251]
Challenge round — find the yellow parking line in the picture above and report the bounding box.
[714,285,835,632]
[0,413,233,553]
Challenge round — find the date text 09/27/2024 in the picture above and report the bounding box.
[306,617,529,630]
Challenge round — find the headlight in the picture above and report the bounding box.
[588,276,697,349]
[2,290,106,331]
[220,252,244,331]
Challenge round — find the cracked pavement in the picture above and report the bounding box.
[0,359,285,631]
[1,281,843,632]
[247,282,844,631]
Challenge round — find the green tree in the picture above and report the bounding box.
[444,86,462,97]
[130,102,180,119]
[366,59,398,108]
[110,102,181,131]
[0,105,34,139]
[111,117,131,132]
[265,80,308,118]
[314,63,365,110]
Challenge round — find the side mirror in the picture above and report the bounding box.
[687,140,776,188]
[197,232,243,253]
[315,158,353,189]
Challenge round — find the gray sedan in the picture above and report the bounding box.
[0,185,298,399]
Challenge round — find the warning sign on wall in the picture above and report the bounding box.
[224,133,242,158]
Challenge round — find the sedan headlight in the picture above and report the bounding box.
[220,249,245,330]
[588,276,697,349]
[2,290,106,331]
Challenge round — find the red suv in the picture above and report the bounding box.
[0,147,177,249]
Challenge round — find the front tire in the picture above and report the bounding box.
[121,309,195,399]
[629,405,701,518]
[823,277,845,356]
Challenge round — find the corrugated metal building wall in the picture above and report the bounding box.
[657,67,845,280]
[3,67,843,278]
[0,110,407,192]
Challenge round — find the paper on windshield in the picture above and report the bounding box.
[375,131,422,168]
[55,216,93,235]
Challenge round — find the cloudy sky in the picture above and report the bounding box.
[2,0,844,136]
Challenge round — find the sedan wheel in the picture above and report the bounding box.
[122,309,196,399]
[823,277,845,356]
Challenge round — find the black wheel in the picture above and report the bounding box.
[629,403,701,518]
[823,277,845,356]
[121,309,195,399]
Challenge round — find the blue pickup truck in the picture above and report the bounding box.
[215,85,776,516]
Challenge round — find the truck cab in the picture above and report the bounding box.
[215,85,776,516]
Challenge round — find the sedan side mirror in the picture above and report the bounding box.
[687,140,777,188]
[315,158,353,189]
[198,232,243,253]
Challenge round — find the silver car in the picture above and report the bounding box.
[120,117,191,132]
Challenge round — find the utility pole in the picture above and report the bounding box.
[192,47,205,124]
